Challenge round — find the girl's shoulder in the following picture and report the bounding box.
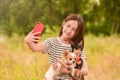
[46,37,58,41]
[44,37,59,44]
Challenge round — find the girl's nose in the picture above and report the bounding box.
[67,28,72,33]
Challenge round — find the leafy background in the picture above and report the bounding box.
[0,0,120,80]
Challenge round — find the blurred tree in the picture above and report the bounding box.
[0,0,120,36]
[100,0,120,34]
[84,0,120,35]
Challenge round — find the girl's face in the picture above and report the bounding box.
[62,20,78,40]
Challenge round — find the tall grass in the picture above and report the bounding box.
[0,34,120,80]
[85,34,120,80]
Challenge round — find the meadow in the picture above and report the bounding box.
[0,34,120,80]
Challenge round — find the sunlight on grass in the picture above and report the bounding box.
[0,34,120,80]
[85,34,120,80]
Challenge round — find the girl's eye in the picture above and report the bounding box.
[66,24,70,28]
[72,28,77,32]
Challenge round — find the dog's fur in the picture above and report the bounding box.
[71,41,84,80]
[44,50,76,80]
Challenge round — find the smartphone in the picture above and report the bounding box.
[32,22,45,37]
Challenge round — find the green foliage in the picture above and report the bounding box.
[0,0,120,36]
[100,0,120,34]
[85,20,111,36]
[42,25,60,39]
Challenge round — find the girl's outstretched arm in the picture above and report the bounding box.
[24,31,46,52]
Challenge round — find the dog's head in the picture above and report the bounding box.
[62,50,76,67]
[71,41,83,69]
[71,41,83,52]
[71,41,82,57]
[74,49,82,67]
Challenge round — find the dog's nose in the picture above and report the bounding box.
[73,61,75,63]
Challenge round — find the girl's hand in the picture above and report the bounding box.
[80,66,88,76]
[24,31,41,44]
[53,61,58,70]
[52,62,71,74]
[75,69,81,77]
[81,59,88,76]
[60,67,72,74]
[75,59,88,77]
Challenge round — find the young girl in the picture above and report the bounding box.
[24,14,88,79]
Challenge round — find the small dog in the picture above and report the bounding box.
[44,50,76,80]
[71,41,84,80]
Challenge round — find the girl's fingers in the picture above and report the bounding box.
[32,36,41,43]
[32,36,40,40]
[25,31,41,43]
[32,32,41,36]
[32,39,39,43]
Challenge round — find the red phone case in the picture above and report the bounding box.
[32,22,44,37]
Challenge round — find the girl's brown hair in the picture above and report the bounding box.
[59,13,84,49]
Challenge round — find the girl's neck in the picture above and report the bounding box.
[59,36,71,45]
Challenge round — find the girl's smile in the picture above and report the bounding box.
[60,20,78,42]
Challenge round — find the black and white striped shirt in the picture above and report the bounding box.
[44,37,86,80]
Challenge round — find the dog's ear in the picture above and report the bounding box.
[73,49,77,55]
[80,40,83,46]
[71,41,74,48]
[78,40,83,50]
[62,50,68,57]
[74,49,81,56]
[62,50,69,59]
[71,41,74,46]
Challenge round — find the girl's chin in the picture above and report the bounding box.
[65,37,72,40]
[61,35,72,40]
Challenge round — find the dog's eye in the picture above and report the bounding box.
[69,58,72,60]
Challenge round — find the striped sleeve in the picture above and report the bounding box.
[43,38,52,54]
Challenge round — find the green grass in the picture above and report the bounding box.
[0,34,120,80]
